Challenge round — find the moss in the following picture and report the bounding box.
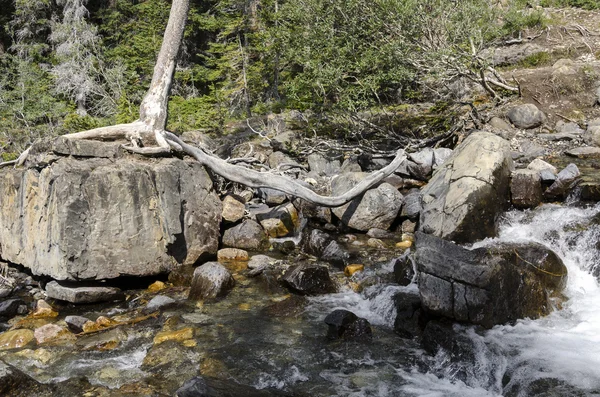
[519,51,553,68]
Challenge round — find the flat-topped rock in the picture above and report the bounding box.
[0,143,222,280]
[45,281,124,304]
[565,146,600,158]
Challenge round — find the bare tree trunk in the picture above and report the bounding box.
[138,0,190,148]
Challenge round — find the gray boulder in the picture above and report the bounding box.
[222,220,269,250]
[565,146,600,158]
[332,173,403,231]
[307,153,341,176]
[487,116,516,140]
[0,146,221,280]
[281,263,337,295]
[145,295,177,312]
[583,125,600,147]
[408,148,434,180]
[507,103,547,129]
[415,232,567,328]
[64,315,90,333]
[221,195,245,223]
[544,163,580,200]
[511,169,542,208]
[256,187,287,206]
[189,262,235,300]
[419,131,513,243]
[45,281,124,303]
[400,189,422,220]
[256,202,300,238]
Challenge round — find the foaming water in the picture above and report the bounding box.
[400,203,600,396]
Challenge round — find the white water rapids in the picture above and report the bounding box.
[309,203,600,396]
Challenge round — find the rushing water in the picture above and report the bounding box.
[4,203,600,396]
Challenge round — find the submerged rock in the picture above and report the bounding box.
[281,263,336,295]
[0,150,222,280]
[45,281,124,304]
[65,315,91,334]
[0,329,34,350]
[415,232,567,328]
[145,295,178,312]
[176,375,297,397]
[189,262,235,300]
[324,309,372,340]
[419,131,513,244]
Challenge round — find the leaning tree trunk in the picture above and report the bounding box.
[138,0,190,148]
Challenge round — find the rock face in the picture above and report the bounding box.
[415,232,567,328]
[507,103,547,129]
[419,131,513,243]
[0,144,222,280]
[189,262,235,300]
[332,174,403,231]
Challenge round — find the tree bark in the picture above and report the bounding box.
[138,0,190,147]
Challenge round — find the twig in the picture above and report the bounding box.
[556,113,577,124]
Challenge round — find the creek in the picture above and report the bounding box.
[2,203,600,396]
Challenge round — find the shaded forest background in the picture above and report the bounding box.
[0,0,597,160]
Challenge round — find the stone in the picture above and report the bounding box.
[544,163,580,200]
[321,240,351,267]
[555,120,584,135]
[307,153,341,176]
[565,146,600,158]
[367,228,396,239]
[0,285,13,299]
[303,229,333,254]
[45,281,124,304]
[395,241,413,249]
[0,329,34,350]
[490,43,546,66]
[222,220,269,250]
[538,132,579,141]
[0,359,56,396]
[344,264,364,277]
[0,299,26,320]
[293,198,332,224]
[0,153,221,280]
[393,253,415,286]
[516,139,546,161]
[393,291,423,338]
[52,137,122,158]
[419,131,513,244]
[527,158,557,174]
[145,295,177,312]
[401,220,417,234]
[358,154,391,171]
[407,148,435,180]
[511,169,542,208]
[281,263,336,295]
[507,103,546,129]
[181,312,214,326]
[367,238,385,248]
[34,323,75,345]
[148,280,166,292]
[217,248,249,261]
[64,315,90,334]
[268,151,301,170]
[256,202,300,238]
[400,189,422,220]
[32,300,58,318]
[332,175,403,231]
[340,156,362,172]
[324,309,372,340]
[189,262,235,300]
[153,327,194,345]
[488,116,516,140]
[256,188,288,206]
[415,232,567,328]
[583,125,600,147]
[221,195,246,223]
[433,148,453,169]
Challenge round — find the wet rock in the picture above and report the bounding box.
[217,248,249,262]
[393,291,423,338]
[34,323,74,345]
[45,281,124,304]
[143,342,202,394]
[401,220,417,234]
[181,312,214,325]
[507,103,546,129]
[321,240,351,267]
[579,182,600,201]
[303,229,333,254]
[221,195,246,223]
[307,153,341,176]
[0,285,12,299]
[256,202,300,238]
[256,187,288,206]
[367,228,396,239]
[272,240,296,255]
[281,263,336,295]
[0,329,34,350]
[145,295,178,312]
[0,359,56,396]
[153,327,194,345]
[419,131,512,244]
[65,315,90,334]
[293,198,332,224]
[263,295,307,318]
[332,174,403,231]
[400,189,422,220]
[367,238,386,248]
[222,220,269,250]
[544,163,580,200]
[248,255,276,270]
[0,153,221,280]
[0,299,26,320]
[148,280,166,292]
[415,232,567,328]
[511,169,542,208]
[176,375,296,397]
[344,264,364,277]
[395,241,412,250]
[189,262,235,300]
[32,300,59,318]
[324,309,372,340]
[565,146,600,158]
[393,254,415,286]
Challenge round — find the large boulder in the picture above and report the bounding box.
[222,220,269,251]
[0,142,222,280]
[331,173,403,231]
[415,232,567,328]
[419,131,513,243]
[189,262,235,300]
[507,103,547,129]
[281,263,337,295]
